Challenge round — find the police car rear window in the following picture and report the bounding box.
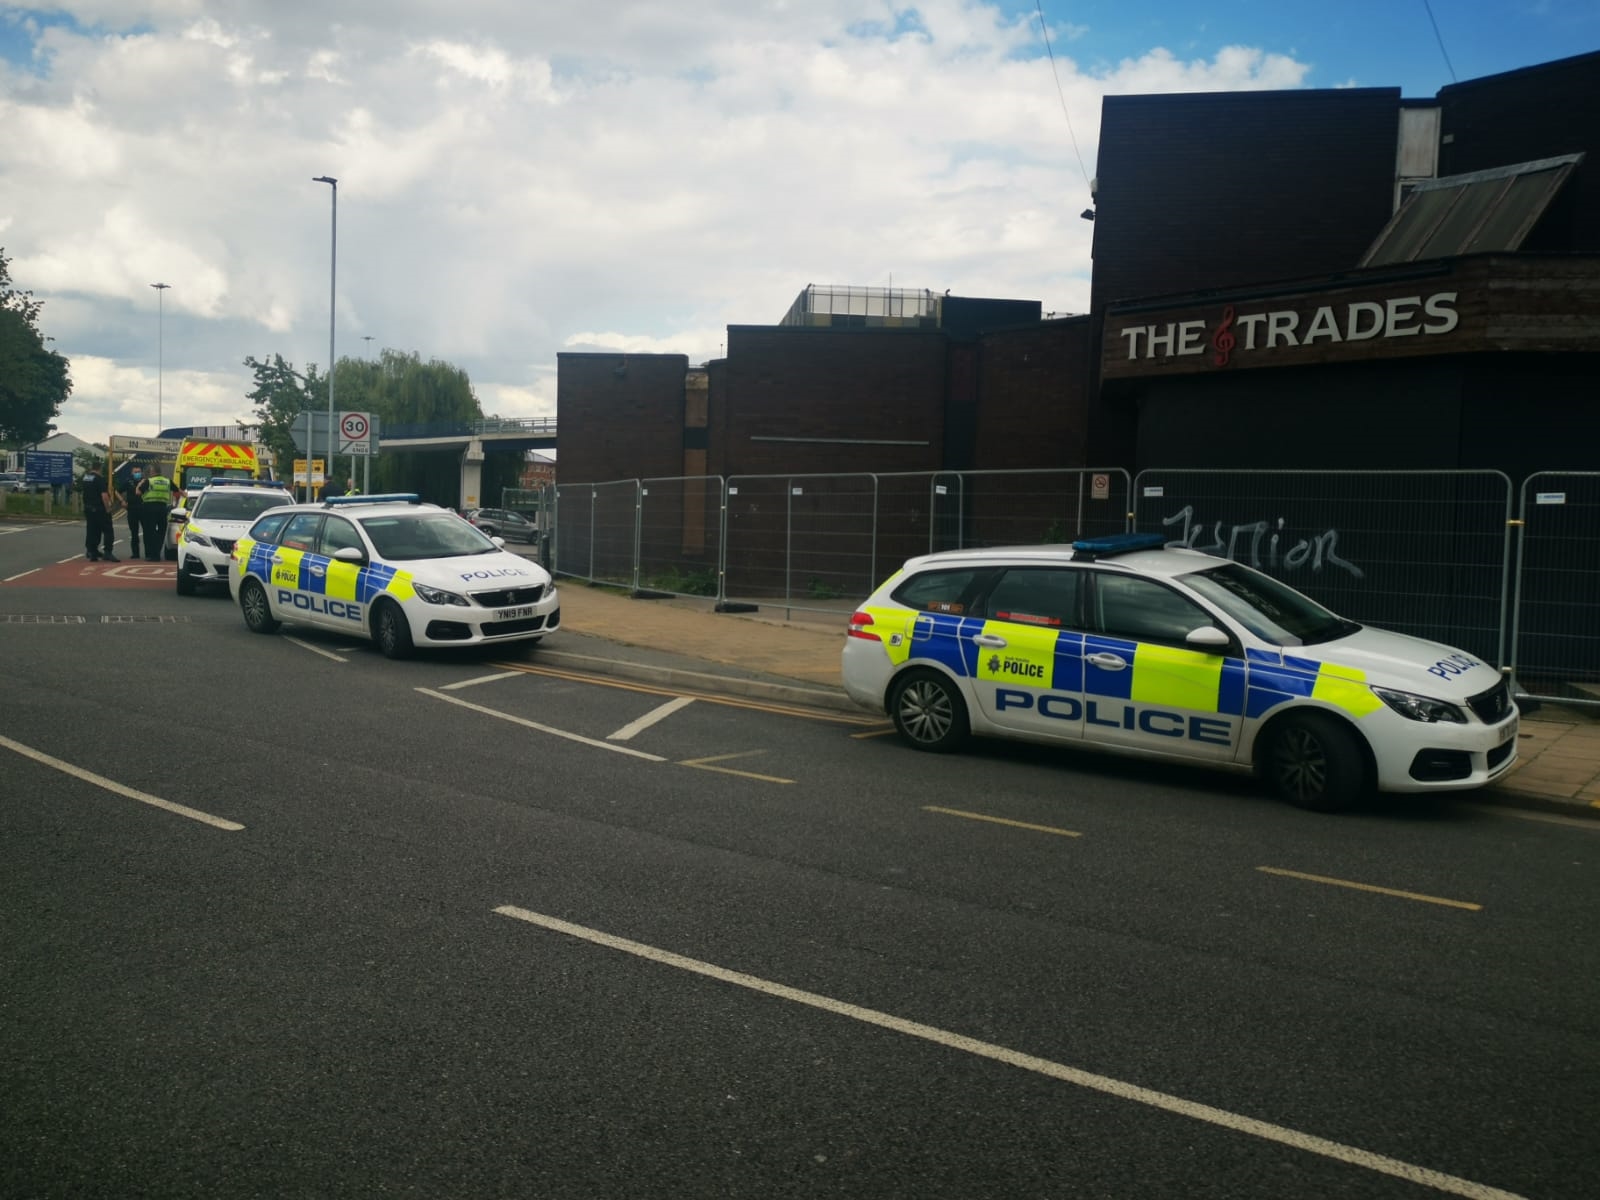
[981,567,1082,628]
[247,511,294,544]
[891,568,986,615]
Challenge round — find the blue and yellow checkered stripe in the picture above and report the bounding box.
[240,537,414,605]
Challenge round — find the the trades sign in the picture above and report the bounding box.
[1102,287,1465,379]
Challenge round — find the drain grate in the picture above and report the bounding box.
[2,615,194,624]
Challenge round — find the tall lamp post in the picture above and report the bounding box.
[150,282,170,434]
[313,175,337,500]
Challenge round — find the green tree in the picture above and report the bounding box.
[0,247,74,446]
[247,349,503,503]
[350,349,487,503]
[243,353,320,478]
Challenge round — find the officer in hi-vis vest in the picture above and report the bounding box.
[137,469,175,562]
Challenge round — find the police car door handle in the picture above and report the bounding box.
[972,633,1008,648]
[1087,652,1128,670]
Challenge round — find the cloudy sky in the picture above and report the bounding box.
[2,1,1595,449]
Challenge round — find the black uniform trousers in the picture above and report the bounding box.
[141,504,169,561]
[124,502,143,558]
[85,509,115,559]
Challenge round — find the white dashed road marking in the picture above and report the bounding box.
[0,734,245,831]
[418,688,666,761]
[608,696,696,741]
[493,906,1526,1200]
[442,671,526,691]
[284,635,348,663]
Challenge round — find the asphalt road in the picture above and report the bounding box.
[3,518,1598,1200]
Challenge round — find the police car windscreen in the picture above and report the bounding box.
[198,494,290,521]
[359,514,498,560]
[1181,563,1359,646]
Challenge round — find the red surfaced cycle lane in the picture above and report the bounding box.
[2,559,175,589]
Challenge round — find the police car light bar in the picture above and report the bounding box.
[324,493,422,506]
[209,477,287,489]
[1070,531,1168,561]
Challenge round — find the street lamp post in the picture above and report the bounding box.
[313,176,337,500]
[150,282,170,434]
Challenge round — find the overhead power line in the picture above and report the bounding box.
[1422,0,1457,83]
[1034,0,1093,203]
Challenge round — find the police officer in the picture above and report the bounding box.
[118,464,145,559]
[137,467,175,562]
[82,464,118,562]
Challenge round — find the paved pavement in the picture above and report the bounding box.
[548,580,1600,820]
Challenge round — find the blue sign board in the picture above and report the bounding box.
[25,450,74,485]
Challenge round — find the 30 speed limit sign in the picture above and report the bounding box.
[338,411,375,455]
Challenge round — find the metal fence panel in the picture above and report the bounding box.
[921,468,1131,552]
[1132,469,1514,667]
[722,474,880,614]
[636,475,724,598]
[1510,472,1600,707]
[553,480,638,587]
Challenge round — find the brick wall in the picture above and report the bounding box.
[973,317,1094,469]
[555,352,688,484]
[1438,51,1600,253]
[1091,88,1402,310]
[717,325,948,478]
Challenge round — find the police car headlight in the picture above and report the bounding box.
[1372,687,1466,724]
[186,531,214,547]
[413,581,470,607]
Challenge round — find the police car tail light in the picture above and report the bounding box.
[413,581,470,607]
[847,611,881,642]
[1372,686,1467,724]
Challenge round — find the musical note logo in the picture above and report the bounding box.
[1211,305,1236,367]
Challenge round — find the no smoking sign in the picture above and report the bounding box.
[338,411,376,455]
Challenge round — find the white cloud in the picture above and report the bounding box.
[1,3,1318,448]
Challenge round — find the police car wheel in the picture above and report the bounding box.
[175,565,195,596]
[373,600,415,660]
[889,670,968,753]
[1263,713,1367,813]
[239,579,279,634]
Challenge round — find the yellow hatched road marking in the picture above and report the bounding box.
[924,806,1082,838]
[1257,866,1481,911]
[678,750,794,784]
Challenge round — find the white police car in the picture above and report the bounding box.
[227,494,560,658]
[174,479,296,595]
[841,533,1518,811]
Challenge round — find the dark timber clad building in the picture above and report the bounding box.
[557,50,1600,490]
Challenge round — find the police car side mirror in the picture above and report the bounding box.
[1185,626,1230,650]
[171,507,188,520]
[331,547,366,564]
[491,535,506,547]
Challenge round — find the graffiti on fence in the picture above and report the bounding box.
[1159,505,1365,579]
